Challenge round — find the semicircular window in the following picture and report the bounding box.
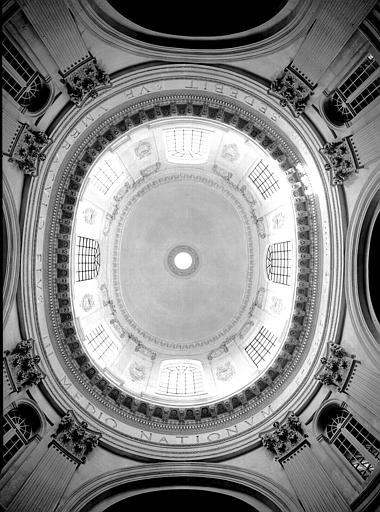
[323,54,380,126]
[158,361,204,396]
[2,33,51,114]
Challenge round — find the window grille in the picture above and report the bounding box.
[91,160,123,195]
[328,54,380,123]
[2,68,22,98]
[2,409,33,466]
[85,325,118,363]
[339,55,378,100]
[248,160,280,199]
[349,77,380,115]
[158,361,203,396]
[75,236,100,282]
[266,241,292,285]
[2,33,48,111]
[245,327,277,367]
[164,128,211,162]
[2,34,35,81]
[326,409,380,480]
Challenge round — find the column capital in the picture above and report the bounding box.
[260,411,307,460]
[4,338,45,391]
[314,342,356,388]
[320,137,361,185]
[60,57,111,107]
[268,66,314,117]
[52,410,101,464]
[7,124,51,177]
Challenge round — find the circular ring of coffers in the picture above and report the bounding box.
[48,94,315,431]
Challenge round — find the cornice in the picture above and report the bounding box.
[20,64,343,460]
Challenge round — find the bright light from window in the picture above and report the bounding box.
[164,127,212,163]
[159,361,204,396]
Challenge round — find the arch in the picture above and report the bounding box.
[56,463,302,512]
[2,398,47,440]
[72,0,317,61]
[345,169,380,359]
[103,488,261,512]
[2,172,21,327]
[2,400,44,471]
[312,398,344,439]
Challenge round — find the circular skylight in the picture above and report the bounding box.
[70,117,300,408]
[174,252,192,270]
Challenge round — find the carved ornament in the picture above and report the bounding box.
[8,124,51,177]
[4,339,45,391]
[260,411,306,459]
[52,410,101,464]
[314,342,354,387]
[269,67,313,117]
[320,138,360,185]
[61,58,111,107]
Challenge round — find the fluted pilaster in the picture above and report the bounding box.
[349,117,380,166]
[342,362,380,417]
[280,441,350,512]
[260,411,350,512]
[291,0,377,86]
[7,411,101,512]
[7,443,77,512]
[17,0,90,74]
[315,343,380,417]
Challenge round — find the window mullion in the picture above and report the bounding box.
[2,58,28,88]
[343,427,379,466]
[344,68,380,103]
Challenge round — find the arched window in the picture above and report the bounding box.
[75,236,100,282]
[323,54,380,126]
[158,360,204,396]
[2,405,41,467]
[266,241,292,285]
[325,409,380,480]
[2,32,51,114]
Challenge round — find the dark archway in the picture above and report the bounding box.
[2,209,8,291]
[368,210,380,323]
[104,489,257,512]
[107,1,287,37]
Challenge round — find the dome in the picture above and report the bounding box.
[69,115,302,410]
[2,1,379,510]
[34,67,333,457]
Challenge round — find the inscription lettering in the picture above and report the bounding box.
[261,404,273,418]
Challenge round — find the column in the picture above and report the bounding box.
[315,342,380,416]
[291,0,377,86]
[349,117,380,166]
[260,411,350,512]
[7,410,101,512]
[342,362,380,417]
[17,0,111,106]
[17,0,90,74]
[269,0,377,116]
[2,109,23,156]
